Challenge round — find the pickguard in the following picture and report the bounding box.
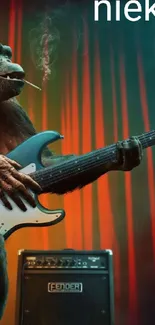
[0,163,64,239]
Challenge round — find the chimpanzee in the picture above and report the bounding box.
[0,43,143,318]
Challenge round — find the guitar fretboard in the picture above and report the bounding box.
[30,129,155,194]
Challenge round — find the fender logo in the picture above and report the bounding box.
[48,282,83,293]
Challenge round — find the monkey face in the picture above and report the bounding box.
[0,44,25,102]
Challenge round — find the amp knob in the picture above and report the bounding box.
[50,259,56,266]
[57,259,62,266]
[68,259,76,266]
[62,260,68,266]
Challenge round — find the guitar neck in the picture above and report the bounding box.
[138,129,155,149]
[31,129,155,193]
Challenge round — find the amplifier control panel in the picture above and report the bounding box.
[21,250,112,270]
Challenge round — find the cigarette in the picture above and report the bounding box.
[24,79,42,91]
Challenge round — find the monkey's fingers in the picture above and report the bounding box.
[0,190,12,211]
[5,157,21,170]
[0,178,27,211]
[8,193,28,212]
[20,189,36,209]
[129,136,143,159]
[3,176,36,210]
[13,171,41,193]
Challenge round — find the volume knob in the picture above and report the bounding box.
[62,260,68,266]
[50,258,56,266]
[57,259,62,266]
[68,259,75,266]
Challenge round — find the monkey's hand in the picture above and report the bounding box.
[0,155,41,211]
[116,136,143,171]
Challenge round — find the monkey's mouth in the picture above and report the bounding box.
[0,70,25,100]
[0,71,25,81]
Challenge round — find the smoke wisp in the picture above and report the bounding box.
[29,2,88,84]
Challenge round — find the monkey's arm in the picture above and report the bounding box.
[42,152,108,194]
[41,137,142,195]
[0,236,8,319]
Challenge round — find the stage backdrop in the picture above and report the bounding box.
[1,0,155,324]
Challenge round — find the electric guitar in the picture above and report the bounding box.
[1,129,154,239]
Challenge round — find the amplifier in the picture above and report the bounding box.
[15,249,114,325]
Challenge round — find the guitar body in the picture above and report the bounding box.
[2,131,65,239]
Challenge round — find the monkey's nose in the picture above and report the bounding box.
[7,62,25,77]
